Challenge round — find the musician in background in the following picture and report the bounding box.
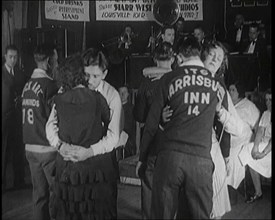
[226,14,249,53]
[105,25,138,88]
[242,23,270,91]
[174,17,187,52]
[147,25,175,52]
[118,24,138,55]
[193,25,209,48]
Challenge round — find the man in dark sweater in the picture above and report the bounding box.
[22,44,59,220]
[139,37,220,219]
[134,42,174,219]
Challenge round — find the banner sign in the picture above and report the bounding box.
[45,1,90,22]
[179,0,203,21]
[95,0,203,21]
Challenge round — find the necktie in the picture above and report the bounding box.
[251,40,256,45]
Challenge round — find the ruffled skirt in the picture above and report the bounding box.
[51,152,118,220]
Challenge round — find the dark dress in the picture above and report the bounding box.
[52,87,118,220]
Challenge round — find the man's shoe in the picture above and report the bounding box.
[245,194,263,203]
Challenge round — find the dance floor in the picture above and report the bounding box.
[2,157,271,220]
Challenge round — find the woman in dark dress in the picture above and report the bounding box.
[49,54,117,220]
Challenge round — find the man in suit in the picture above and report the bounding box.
[173,17,188,52]
[242,23,270,91]
[147,25,175,52]
[193,25,209,48]
[226,14,249,52]
[2,45,27,192]
[243,23,268,55]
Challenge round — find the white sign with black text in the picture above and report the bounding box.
[45,0,90,22]
[96,0,203,21]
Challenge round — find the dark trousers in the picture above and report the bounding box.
[2,109,25,189]
[140,155,156,219]
[151,150,214,219]
[26,150,57,220]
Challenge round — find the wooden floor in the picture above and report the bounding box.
[2,160,272,220]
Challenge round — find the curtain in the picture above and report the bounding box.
[2,0,28,55]
[2,9,14,56]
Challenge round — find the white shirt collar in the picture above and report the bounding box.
[95,80,104,93]
[180,59,205,68]
[5,64,13,76]
[31,68,53,80]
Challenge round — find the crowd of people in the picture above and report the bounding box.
[2,14,271,220]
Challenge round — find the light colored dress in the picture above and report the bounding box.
[239,110,272,178]
[210,92,244,218]
[210,129,231,219]
[227,98,260,189]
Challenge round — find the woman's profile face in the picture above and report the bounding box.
[229,84,239,103]
[203,46,224,75]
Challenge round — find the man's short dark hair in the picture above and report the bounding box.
[178,36,201,58]
[249,22,259,31]
[232,81,246,99]
[33,44,54,63]
[153,41,174,61]
[82,48,108,71]
[5,45,18,54]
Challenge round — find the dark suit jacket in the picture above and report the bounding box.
[2,65,26,130]
[242,38,267,55]
[242,38,270,70]
[226,25,249,52]
[242,38,270,90]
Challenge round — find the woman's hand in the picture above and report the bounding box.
[255,151,266,160]
[251,145,266,160]
[65,145,94,162]
[59,143,93,162]
[251,145,260,160]
[162,105,173,123]
[59,143,78,162]
[59,142,73,158]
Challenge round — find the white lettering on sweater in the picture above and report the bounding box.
[22,99,40,107]
[168,74,219,100]
[22,81,43,97]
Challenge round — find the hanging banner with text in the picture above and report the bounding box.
[45,1,90,22]
[95,0,203,21]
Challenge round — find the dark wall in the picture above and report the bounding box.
[225,0,271,44]
[33,0,226,54]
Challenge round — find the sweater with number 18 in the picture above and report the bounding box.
[22,68,58,147]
